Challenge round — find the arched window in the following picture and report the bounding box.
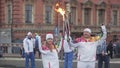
[98,9,105,25]
[25,4,33,23]
[82,0,93,25]
[70,7,76,24]
[24,0,34,23]
[112,10,118,26]
[96,1,106,25]
[84,8,91,25]
[45,5,52,24]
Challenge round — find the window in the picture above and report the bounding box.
[70,7,76,24]
[45,6,52,24]
[7,3,12,23]
[112,10,118,25]
[84,8,91,25]
[98,9,105,25]
[25,4,32,23]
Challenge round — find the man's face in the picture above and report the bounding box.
[28,34,32,38]
[83,31,91,39]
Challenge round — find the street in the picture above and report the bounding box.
[0,58,120,68]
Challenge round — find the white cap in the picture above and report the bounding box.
[27,32,32,35]
[83,28,91,33]
[46,33,54,40]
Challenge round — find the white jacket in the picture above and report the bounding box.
[59,38,74,53]
[70,25,107,61]
[41,49,59,68]
[23,38,34,53]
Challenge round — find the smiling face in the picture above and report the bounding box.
[46,38,53,45]
[83,31,91,39]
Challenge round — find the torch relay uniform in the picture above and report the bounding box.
[59,34,74,68]
[40,33,60,68]
[70,25,107,68]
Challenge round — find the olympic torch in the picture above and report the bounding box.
[55,1,71,48]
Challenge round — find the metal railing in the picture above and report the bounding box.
[0,43,22,57]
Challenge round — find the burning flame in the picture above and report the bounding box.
[56,3,59,7]
[55,3,65,16]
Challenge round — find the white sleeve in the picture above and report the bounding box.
[39,48,48,54]
[97,25,107,45]
[38,45,50,54]
[38,36,42,50]
[69,36,80,47]
[33,38,35,48]
[23,39,29,53]
[38,36,45,54]
[38,41,51,54]
[70,41,80,47]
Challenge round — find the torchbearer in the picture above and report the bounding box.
[59,32,74,68]
[69,25,107,68]
[40,33,61,68]
[55,1,74,68]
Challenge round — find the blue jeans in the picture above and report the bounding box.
[98,54,110,68]
[64,51,73,68]
[25,52,35,68]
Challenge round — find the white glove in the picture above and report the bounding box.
[101,25,106,32]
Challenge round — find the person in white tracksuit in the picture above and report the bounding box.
[59,33,74,68]
[69,25,107,68]
[39,33,60,68]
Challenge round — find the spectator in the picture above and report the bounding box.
[59,32,74,68]
[23,32,35,68]
[115,40,120,56]
[34,33,42,58]
[97,40,110,68]
[107,40,113,59]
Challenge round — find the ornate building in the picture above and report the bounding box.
[0,0,120,43]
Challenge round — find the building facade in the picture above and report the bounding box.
[0,0,120,43]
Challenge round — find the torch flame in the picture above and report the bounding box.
[56,8,65,16]
[55,3,65,16]
[56,3,59,7]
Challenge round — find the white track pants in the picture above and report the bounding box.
[77,61,95,68]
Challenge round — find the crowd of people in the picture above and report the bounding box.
[22,25,119,68]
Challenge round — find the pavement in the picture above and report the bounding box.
[0,57,120,68]
[0,57,120,63]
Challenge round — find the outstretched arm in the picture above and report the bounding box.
[69,36,80,47]
[69,41,80,48]
[39,42,51,54]
[97,25,107,45]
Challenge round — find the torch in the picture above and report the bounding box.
[65,2,71,41]
[55,3,65,38]
[55,1,71,49]
[55,2,65,50]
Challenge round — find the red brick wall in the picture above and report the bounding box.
[0,0,120,42]
[0,0,6,23]
[34,0,44,24]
